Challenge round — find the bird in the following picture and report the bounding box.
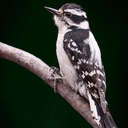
[44,3,117,128]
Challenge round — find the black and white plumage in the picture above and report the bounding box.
[45,3,116,128]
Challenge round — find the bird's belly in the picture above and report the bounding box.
[56,39,77,89]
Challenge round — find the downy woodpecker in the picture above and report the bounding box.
[45,3,117,128]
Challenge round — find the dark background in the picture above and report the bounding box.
[0,0,127,128]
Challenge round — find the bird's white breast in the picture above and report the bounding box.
[56,28,78,89]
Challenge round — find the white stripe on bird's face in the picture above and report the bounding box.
[64,9,87,18]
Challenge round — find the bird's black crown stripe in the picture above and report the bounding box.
[61,3,83,10]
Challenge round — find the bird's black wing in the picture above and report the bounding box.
[63,28,106,95]
[63,29,107,121]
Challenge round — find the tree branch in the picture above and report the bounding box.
[0,42,116,128]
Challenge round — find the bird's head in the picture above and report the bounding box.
[45,3,89,30]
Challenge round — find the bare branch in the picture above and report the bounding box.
[0,42,117,128]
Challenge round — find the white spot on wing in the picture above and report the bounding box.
[81,59,86,63]
[85,71,89,76]
[68,43,71,48]
[77,59,82,64]
[97,70,104,77]
[72,42,77,47]
[74,65,80,70]
[81,73,85,79]
[64,39,67,42]
[88,81,94,88]
[72,56,75,60]
[69,39,73,42]
[89,70,96,76]
[81,71,89,79]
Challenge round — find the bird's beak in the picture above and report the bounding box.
[44,6,61,16]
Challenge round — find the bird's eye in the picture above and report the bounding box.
[65,12,72,17]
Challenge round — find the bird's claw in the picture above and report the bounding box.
[48,66,63,92]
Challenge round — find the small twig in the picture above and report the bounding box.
[0,42,117,128]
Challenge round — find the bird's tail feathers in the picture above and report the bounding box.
[100,111,117,128]
[94,99,117,128]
